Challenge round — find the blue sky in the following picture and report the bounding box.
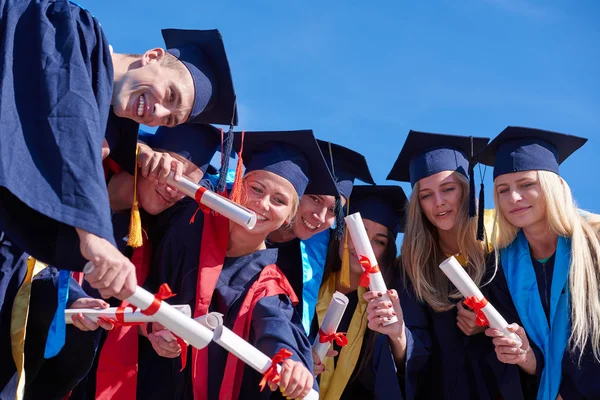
[84,0,599,213]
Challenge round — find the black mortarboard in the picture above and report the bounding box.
[317,140,375,200]
[234,130,338,198]
[349,185,408,238]
[477,126,587,179]
[162,29,237,125]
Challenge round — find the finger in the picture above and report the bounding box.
[285,363,302,399]
[99,267,124,299]
[485,328,504,338]
[366,300,391,314]
[492,337,521,347]
[92,263,119,290]
[147,154,163,180]
[85,263,109,285]
[268,381,278,392]
[325,349,338,358]
[157,156,172,185]
[278,360,293,395]
[299,372,313,399]
[456,319,469,335]
[98,320,115,331]
[368,307,396,321]
[71,315,89,331]
[78,314,101,331]
[362,291,384,302]
[387,289,402,312]
[69,297,107,310]
[119,267,137,300]
[498,345,526,355]
[172,159,183,181]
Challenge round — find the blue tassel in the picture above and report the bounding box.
[44,269,70,358]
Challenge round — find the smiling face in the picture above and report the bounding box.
[136,153,203,215]
[112,49,194,127]
[339,218,390,276]
[241,170,298,236]
[494,170,547,229]
[291,194,344,240]
[417,170,465,232]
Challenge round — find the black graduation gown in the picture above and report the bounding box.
[0,0,115,271]
[207,249,315,400]
[489,255,600,399]
[386,259,529,400]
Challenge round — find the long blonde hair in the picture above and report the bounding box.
[401,173,488,312]
[493,170,600,361]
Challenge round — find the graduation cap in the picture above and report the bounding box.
[233,130,338,198]
[387,130,490,240]
[150,124,224,174]
[317,140,375,200]
[349,185,408,238]
[162,29,237,125]
[477,126,588,179]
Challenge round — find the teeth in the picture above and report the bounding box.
[256,214,267,221]
[137,95,144,117]
[302,217,317,230]
[438,211,448,216]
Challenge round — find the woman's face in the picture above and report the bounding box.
[417,171,464,232]
[495,170,546,229]
[339,218,390,276]
[137,154,203,215]
[242,170,297,235]
[292,194,342,240]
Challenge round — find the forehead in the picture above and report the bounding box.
[363,218,389,236]
[494,170,538,185]
[418,170,458,190]
[245,170,296,194]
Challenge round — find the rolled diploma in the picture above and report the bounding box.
[439,256,522,346]
[65,304,191,324]
[194,312,224,331]
[213,326,319,400]
[345,212,398,325]
[126,286,213,350]
[312,291,348,361]
[167,173,256,229]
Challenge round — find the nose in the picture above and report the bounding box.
[434,192,446,208]
[314,207,327,224]
[509,189,522,204]
[148,103,170,126]
[257,195,270,211]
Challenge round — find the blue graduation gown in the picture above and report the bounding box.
[489,255,600,399]
[267,238,304,317]
[0,0,115,271]
[390,259,529,400]
[207,248,315,400]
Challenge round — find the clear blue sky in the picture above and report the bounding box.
[83,0,600,213]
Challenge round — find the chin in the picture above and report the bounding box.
[293,226,315,241]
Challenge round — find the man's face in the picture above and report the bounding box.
[112,48,194,127]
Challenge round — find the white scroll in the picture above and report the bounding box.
[312,291,348,362]
[65,304,190,324]
[212,325,319,400]
[167,173,256,229]
[345,212,398,325]
[439,256,522,346]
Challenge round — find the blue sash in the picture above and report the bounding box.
[501,231,570,400]
[299,230,330,335]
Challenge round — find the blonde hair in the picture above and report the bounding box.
[242,170,300,226]
[493,170,600,361]
[401,173,488,312]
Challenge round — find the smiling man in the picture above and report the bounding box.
[0,0,237,393]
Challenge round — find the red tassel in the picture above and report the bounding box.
[229,131,245,204]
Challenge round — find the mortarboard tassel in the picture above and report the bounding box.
[339,198,351,288]
[476,182,485,241]
[468,161,476,219]
[229,131,245,204]
[127,145,143,248]
[217,100,237,195]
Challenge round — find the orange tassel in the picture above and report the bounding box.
[127,145,143,248]
[229,131,245,204]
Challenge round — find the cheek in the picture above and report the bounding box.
[373,244,387,261]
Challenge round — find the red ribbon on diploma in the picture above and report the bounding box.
[190,186,211,223]
[141,283,176,316]
[464,296,490,327]
[358,256,380,288]
[259,348,293,392]
[97,305,144,327]
[318,330,348,347]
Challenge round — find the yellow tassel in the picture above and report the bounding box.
[127,145,143,248]
[339,198,351,288]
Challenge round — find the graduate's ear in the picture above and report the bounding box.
[141,48,166,65]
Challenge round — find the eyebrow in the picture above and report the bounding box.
[375,233,389,239]
[172,84,184,126]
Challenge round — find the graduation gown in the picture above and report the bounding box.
[0,0,115,271]
[267,238,304,318]
[489,254,600,399]
[388,259,529,400]
[140,199,315,399]
[206,249,315,400]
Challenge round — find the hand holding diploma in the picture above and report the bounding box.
[312,291,349,362]
[439,256,522,346]
[345,212,398,325]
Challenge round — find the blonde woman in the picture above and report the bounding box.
[480,127,600,400]
[367,131,529,399]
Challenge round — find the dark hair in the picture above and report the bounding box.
[321,227,398,377]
